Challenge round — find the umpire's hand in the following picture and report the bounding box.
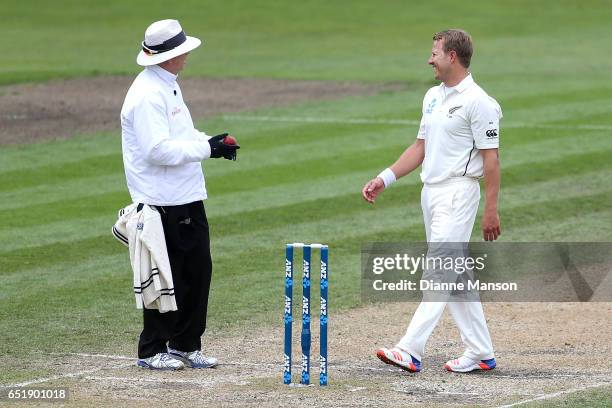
[208,133,240,161]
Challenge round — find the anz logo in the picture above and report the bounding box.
[486,129,498,138]
[284,295,292,315]
[320,260,327,280]
[320,355,327,373]
[320,297,327,318]
[302,295,310,315]
[285,259,292,277]
[303,259,310,278]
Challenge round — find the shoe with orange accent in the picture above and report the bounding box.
[444,356,496,373]
[375,347,421,373]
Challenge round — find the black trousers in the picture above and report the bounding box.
[138,201,213,359]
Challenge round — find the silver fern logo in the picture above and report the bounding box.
[448,105,462,114]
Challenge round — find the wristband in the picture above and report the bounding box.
[377,168,396,188]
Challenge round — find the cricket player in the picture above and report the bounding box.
[362,29,501,373]
[121,19,239,370]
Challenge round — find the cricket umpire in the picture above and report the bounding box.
[120,19,239,370]
[362,29,501,373]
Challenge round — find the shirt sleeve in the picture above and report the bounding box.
[193,129,211,140]
[416,90,430,140]
[471,96,502,149]
[133,93,211,166]
[416,116,427,140]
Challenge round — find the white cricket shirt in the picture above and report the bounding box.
[417,74,502,184]
[121,65,211,206]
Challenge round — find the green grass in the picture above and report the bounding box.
[1,0,611,89]
[0,3,611,401]
[524,386,612,407]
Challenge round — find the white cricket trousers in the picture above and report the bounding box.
[396,177,494,362]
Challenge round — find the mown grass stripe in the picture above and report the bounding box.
[499,86,612,111]
[501,208,612,242]
[0,174,125,211]
[0,134,121,173]
[0,154,124,193]
[226,114,612,132]
[0,125,399,192]
[0,90,418,174]
[0,214,114,253]
[208,189,612,260]
[211,165,612,241]
[0,236,123,276]
[199,137,612,197]
[2,174,611,336]
[2,147,610,232]
[2,119,608,199]
[507,97,612,124]
[0,107,606,200]
[0,256,138,355]
[3,176,612,278]
[1,127,608,213]
[3,193,610,338]
[0,190,129,231]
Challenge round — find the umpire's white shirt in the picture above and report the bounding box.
[121,65,211,206]
[417,74,502,184]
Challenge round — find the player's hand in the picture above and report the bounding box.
[362,177,385,204]
[482,210,501,241]
[208,133,240,160]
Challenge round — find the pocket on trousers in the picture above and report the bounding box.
[175,216,200,251]
[449,183,479,215]
[165,205,202,252]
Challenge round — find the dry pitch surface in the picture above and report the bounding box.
[4,302,611,407]
[0,76,402,144]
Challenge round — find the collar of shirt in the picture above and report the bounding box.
[147,64,178,85]
[441,73,474,97]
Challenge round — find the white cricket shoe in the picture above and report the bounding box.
[375,347,421,373]
[137,352,185,370]
[444,356,496,372]
[168,347,218,368]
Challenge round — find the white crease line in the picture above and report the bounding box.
[60,353,278,368]
[437,391,481,395]
[60,352,133,361]
[494,381,612,408]
[222,114,612,131]
[82,375,249,387]
[486,373,594,379]
[227,362,397,373]
[84,375,214,385]
[58,352,396,373]
[1,363,133,388]
[54,353,612,378]
[393,387,504,398]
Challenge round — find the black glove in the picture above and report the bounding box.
[208,133,240,161]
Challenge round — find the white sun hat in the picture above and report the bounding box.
[136,19,202,66]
